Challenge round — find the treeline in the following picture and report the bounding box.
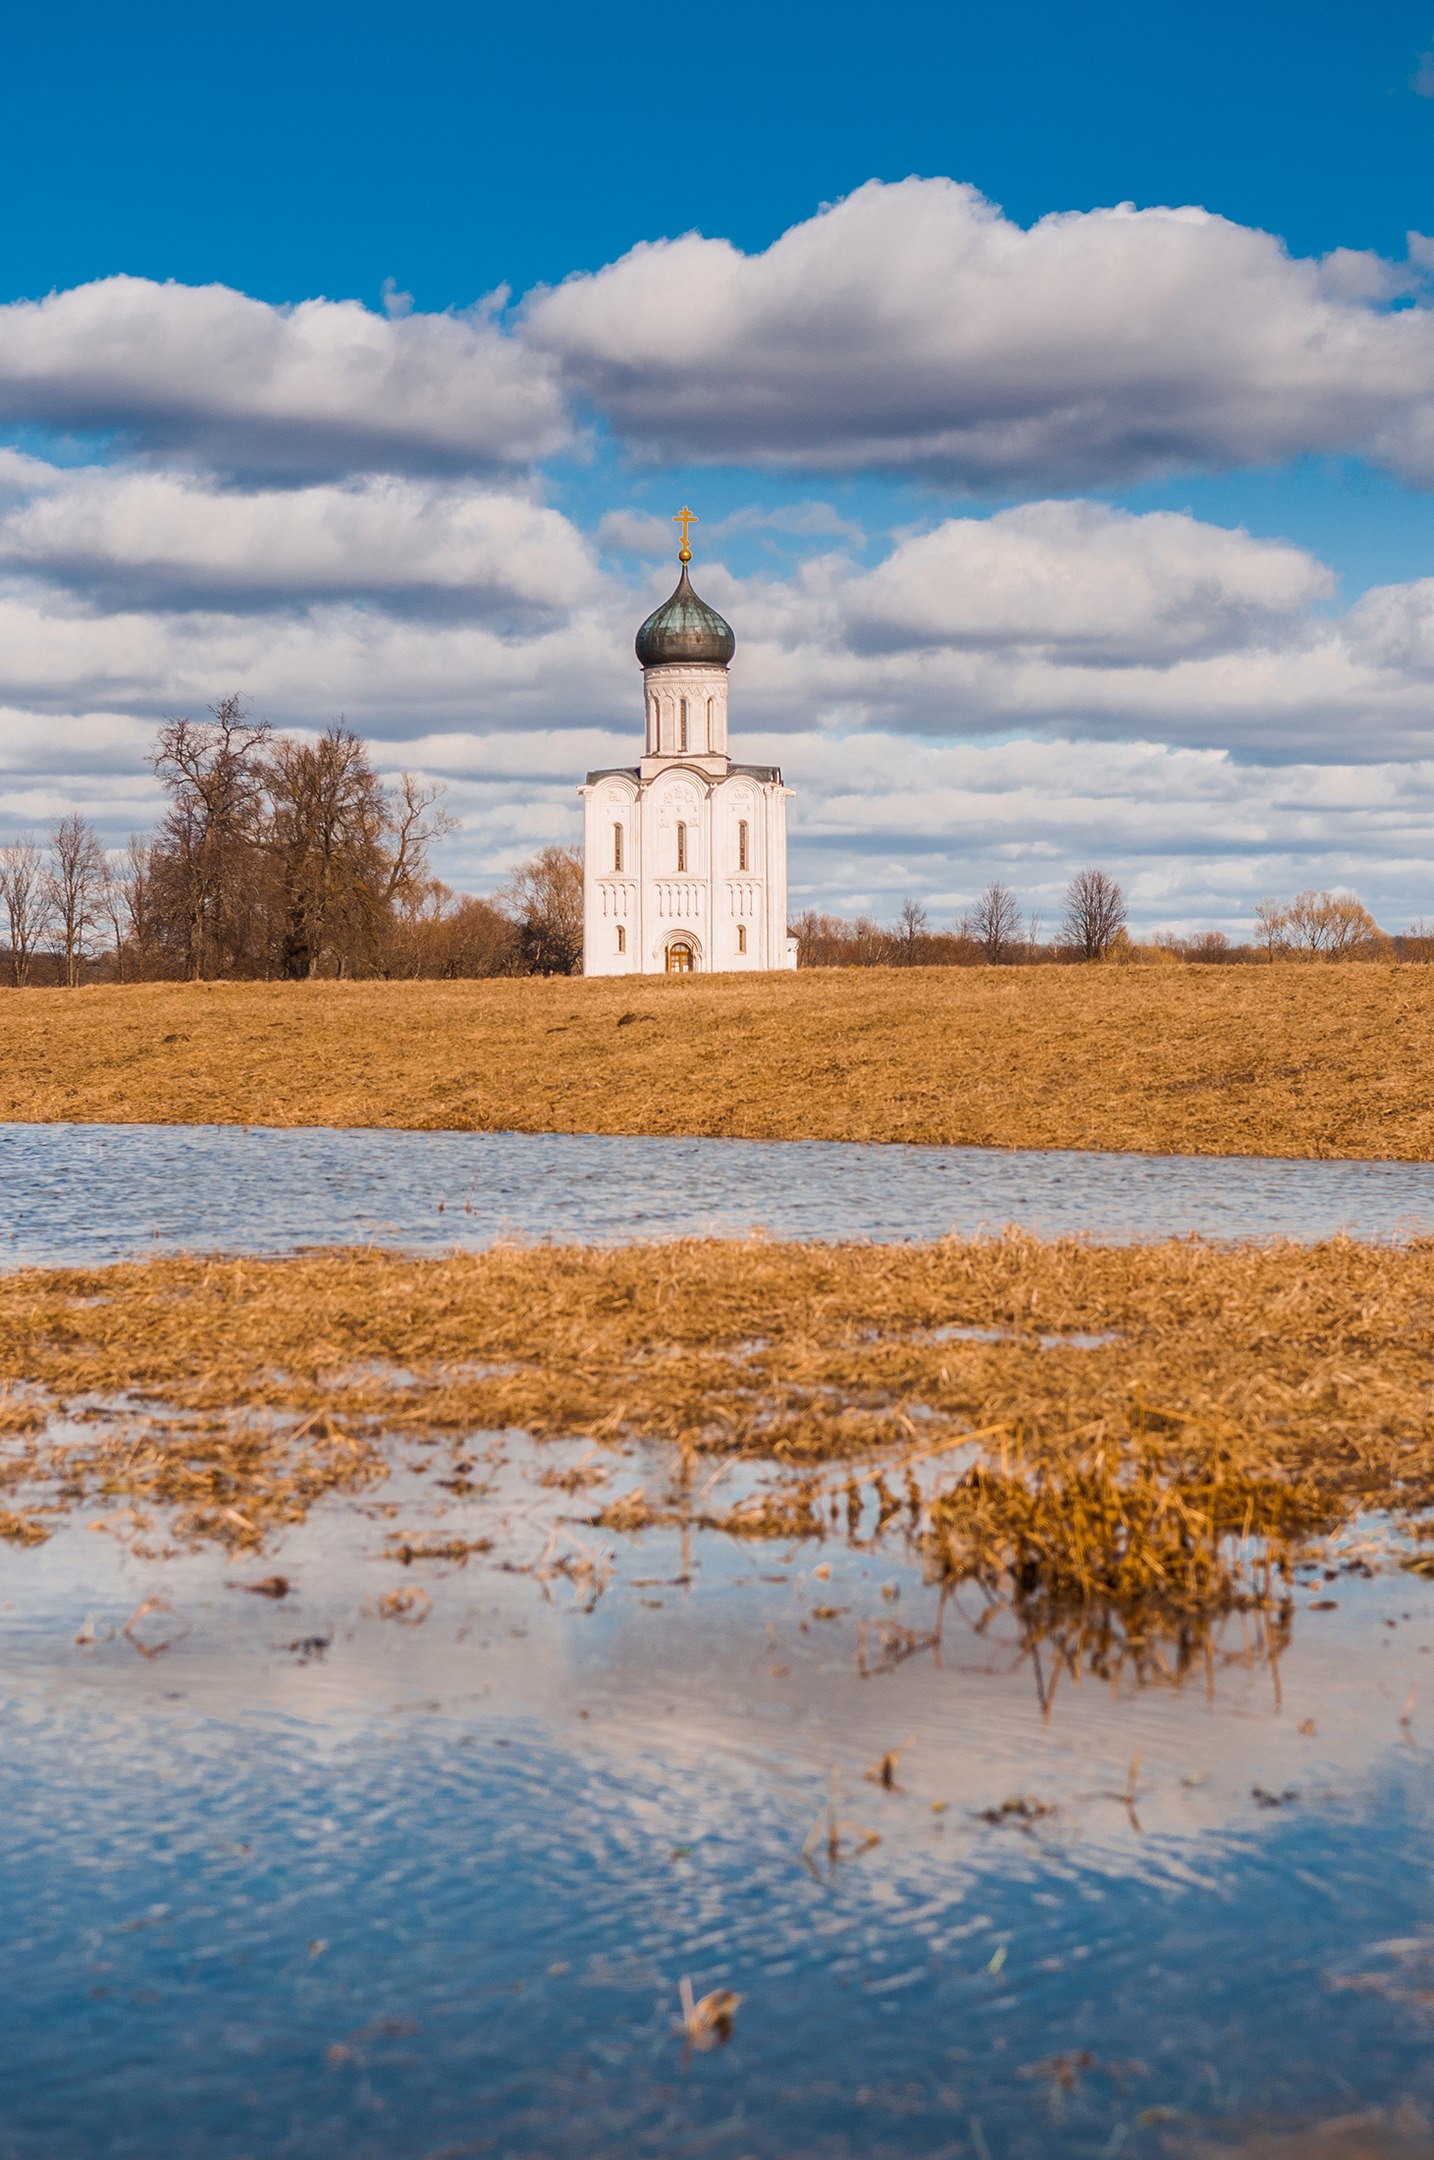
[794,870,1134,967]
[0,701,584,986]
[4,708,1426,986]
[795,872,1422,968]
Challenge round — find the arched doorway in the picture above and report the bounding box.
[666,939,696,974]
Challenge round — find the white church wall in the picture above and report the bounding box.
[642,661,729,761]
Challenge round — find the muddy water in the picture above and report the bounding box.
[4,1121,1434,1267]
[6,1438,1434,2159]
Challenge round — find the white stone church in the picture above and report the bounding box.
[580,515,796,975]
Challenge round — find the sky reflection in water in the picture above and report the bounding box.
[4,1121,1434,1268]
[5,1440,1434,2159]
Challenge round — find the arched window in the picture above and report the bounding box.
[616,924,626,954]
[706,697,715,743]
[612,822,623,873]
[737,819,749,872]
[679,698,688,752]
[737,924,747,955]
[676,821,688,873]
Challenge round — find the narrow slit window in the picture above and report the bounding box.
[737,819,749,872]
[676,822,688,873]
[679,699,688,751]
[706,697,715,743]
[616,924,626,954]
[612,822,623,873]
[737,924,747,955]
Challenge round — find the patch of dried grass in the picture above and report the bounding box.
[54,1410,385,1549]
[0,1506,50,1545]
[5,1232,1434,1595]
[4,967,1434,1156]
[927,1424,1340,1615]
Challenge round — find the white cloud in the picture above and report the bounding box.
[837,500,1332,662]
[0,466,605,618]
[595,508,675,556]
[0,277,570,477]
[523,177,1434,487]
[776,731,1434,935]
[0,491,1409,762]
[8,190,1434,501]
[665,507,1390,756]
[0,487,1432,926]
[0,584,631,735]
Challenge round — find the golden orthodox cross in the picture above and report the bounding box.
[673,505,697,561]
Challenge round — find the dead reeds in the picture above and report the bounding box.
[4,1230,1434,1589]
[926,1425,1340,1623]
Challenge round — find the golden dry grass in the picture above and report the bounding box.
[3,965,1434,1155]
[5,1233,1434,1579]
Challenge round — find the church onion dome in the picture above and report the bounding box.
[635,562,736,668]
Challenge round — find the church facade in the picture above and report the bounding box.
[580,515,796,976]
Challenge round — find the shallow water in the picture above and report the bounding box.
[4,1121,1434,1267]
[10,1121,1434,2156]
[6,1439,1434,2158]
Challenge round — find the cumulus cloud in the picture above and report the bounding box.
[675,504,1381,755]
[0,485,1414,761]
[0,277,569,478]
[0,466,605,620]
[11,188,1434,497]
[0,584,632,735]
[837,500,1332,663]
[1,484,1433,923]
[776,730,1434,933]
[523,177,1434,487]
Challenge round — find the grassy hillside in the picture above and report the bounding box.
[1,964,1431,1157]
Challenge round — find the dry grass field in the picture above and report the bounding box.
[3,1233,1433,1591]
[2,964,1434,1155]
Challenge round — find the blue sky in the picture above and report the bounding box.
[7,0,1432,301]
[4,0,1434,932]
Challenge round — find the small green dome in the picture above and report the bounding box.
[635,563,735,668]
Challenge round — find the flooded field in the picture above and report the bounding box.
[5,1435,1434,2159]
[5,1121,1434,1266]
[9,1126,1434,2155]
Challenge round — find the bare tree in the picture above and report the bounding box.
[97,857,126,981]
[265,725,393,978]
[109,836,166,981]
[149,696,272,979]
[43,814,107,986]
[1253,898,1288,960]
[895,898,929,964]
[791,910,895,968]
[1183,929,1233,963]
[383,771,457,911]
[0,837,52,986]
[1281,888,1382,958]
[96,841,154,982]
[1060,868,1127,961]
[971,881,1022,964]
[501,845,584,974]
[382,882,518,978]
